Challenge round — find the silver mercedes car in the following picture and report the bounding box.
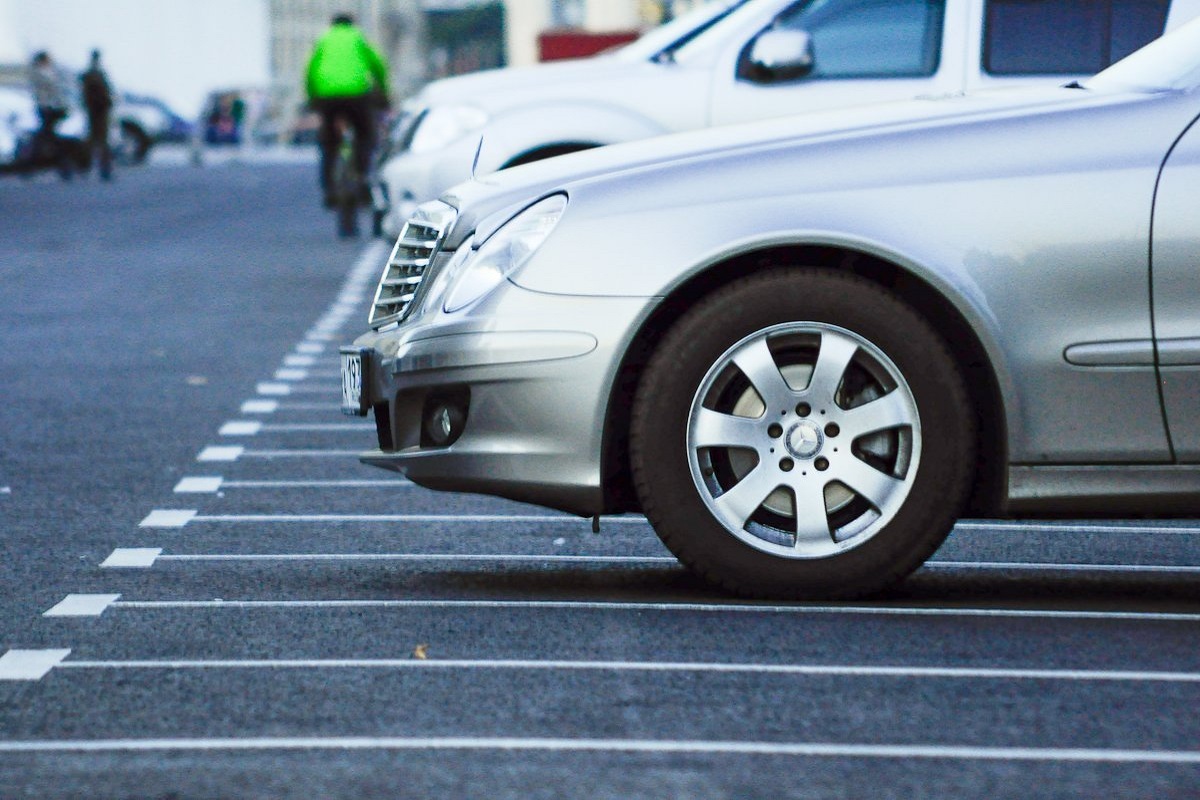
[343,19,1200,599]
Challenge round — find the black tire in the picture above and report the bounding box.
[630,268,974,599]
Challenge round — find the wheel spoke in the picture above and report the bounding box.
[805,331,859,404]
[790,478,833,546]
[840,389,917,439]
[691,407,763,449]
[712,464,782,531]
[836,456,905,512]
[731,337,793,411]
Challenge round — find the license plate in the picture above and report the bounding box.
[340,348,368,416]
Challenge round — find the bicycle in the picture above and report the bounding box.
[329,119,361,238]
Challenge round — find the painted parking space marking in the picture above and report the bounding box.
[956,521,1200,536]
[43,594,120,617]
[295,342,325,355]
[0,650,71,681]
[240,400,279,414]
[38,657,1200,684]
[273,369,308,381]
[59,596,1200,622]
[219,421,263,436]
[284,355,316,367]
[171,513,647,525]
[100,549,162,568]
[0,737,1196,763]
[101,551,675,569]
[171,478,412,494]
[138,510,196,528]
[96,548,1200,576]
[173,477,224,493]
[197,446,244,462]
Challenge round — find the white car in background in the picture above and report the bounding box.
[373,0,1200,237]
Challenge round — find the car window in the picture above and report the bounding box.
[763,0,946,79]
[1086,14,1200,91]
[984,0,1169,75]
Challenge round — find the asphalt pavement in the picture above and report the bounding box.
[0,153,1199,799]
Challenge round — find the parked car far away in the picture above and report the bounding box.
[342,16,1200,600]
[371,0,1200,237]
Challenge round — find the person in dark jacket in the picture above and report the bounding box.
[80,49,114,180]
[306,13,390,207]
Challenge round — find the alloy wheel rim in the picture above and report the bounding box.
[686,322,922,558]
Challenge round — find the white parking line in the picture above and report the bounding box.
[196,446,244,462]
[173,477,224,493]
[0,649,71,680]
[0,737,1195,763]
[139,510,197,528]
[45,594,1200,622]
[184,513,644,525]
[97,549,1200,576]
[172,478,413,494]
[956,521,1200,536]
[195,448,361,462]
[924,561,1200,574]
[284,355,316,367]
[273,369,308,381]
[295,343,325,355]
[240,400,279,414]
[256,383,292,396]
[40,657,1200,684]
[219,421,263,436]
[100,551,674,568]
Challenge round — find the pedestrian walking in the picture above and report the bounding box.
[29,51,74,177]
[80,49,114,180]
[305,13,389,208]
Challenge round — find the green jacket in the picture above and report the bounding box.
[306,23,389,100]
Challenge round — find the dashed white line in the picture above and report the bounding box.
[100,549,162,568]
[240,400,279,414]
[0,650,71,680]
[139,510,197,528]
[42,657,1200,684]
[256,383,292,396]
[219,421,263,436]
[196,446,244,462]
[61,596,1200,622]
[43,594,121,617]
[273,369,308,381]
[0,737,1195,762]
[171,478,412,494]
[173,477,224,493]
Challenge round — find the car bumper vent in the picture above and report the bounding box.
[369,201,457,328]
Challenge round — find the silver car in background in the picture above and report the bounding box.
[344,20,1200,599]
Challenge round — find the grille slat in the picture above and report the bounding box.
[369,201,458,328]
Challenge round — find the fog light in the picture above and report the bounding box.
[421,392,468,447]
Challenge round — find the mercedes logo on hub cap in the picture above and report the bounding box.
[786,420,824,459]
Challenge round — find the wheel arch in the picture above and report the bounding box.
[600,244,1009,518]
[502,142,601,170]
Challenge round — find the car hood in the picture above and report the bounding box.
[445,84,1146,243]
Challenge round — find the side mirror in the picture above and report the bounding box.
[747,28,815,81]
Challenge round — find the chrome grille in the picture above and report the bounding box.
[369,201,457,328]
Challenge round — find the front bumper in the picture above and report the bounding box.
[350,284,652,516]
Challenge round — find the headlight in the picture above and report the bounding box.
[409,105,489,154]
[441,194,568,314]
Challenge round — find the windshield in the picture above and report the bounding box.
[1086,16,1200,92]
[615,0,750,62]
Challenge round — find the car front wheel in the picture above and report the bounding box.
[630,268,974,599]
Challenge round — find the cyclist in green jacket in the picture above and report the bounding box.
[306,13,390,207]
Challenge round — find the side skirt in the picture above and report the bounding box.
[1008,465,1200,516]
